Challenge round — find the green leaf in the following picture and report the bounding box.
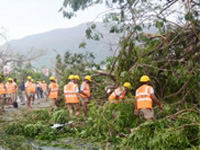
[63,0,68,7]
[79,42,86,48]
[58,7,63,12]
[155,21,164,31]
[120,71,128,77]
[185,13,193,21]
[93,34,100,41]
[85,28,92,39]
[134,25,142,31]
[110,26,119,33]
[91,24,96,29]
[63,11,75,19]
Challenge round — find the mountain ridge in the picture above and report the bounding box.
[3,22,117,68]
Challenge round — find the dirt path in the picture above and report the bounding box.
[0,98,52,120]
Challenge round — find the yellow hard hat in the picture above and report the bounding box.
[68,75,75,80]
[50,76,56,81]
[8,78,13,81]
[84,75,92,82]
[123,82,131,89]
[31,79,34,82]
[140,75,151,82]
[74,75,80,80]
[27,76,32,80]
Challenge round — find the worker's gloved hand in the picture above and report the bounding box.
[134,109,139,115]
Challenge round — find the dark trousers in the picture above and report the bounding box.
[37,88,43,98]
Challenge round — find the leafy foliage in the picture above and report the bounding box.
[51,109,68,124]
[2,102,200,149]
[121,108,200,150]
[77,102,137,142]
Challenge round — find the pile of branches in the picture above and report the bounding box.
[109,20,200,104]
[1,101,199,149]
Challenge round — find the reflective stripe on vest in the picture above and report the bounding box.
[108,88,125,101]
[49,83,59,99]
[64,82,79,103]
[80,82,90,98]
[6,82,14,94]
[136,85,153,109]
[0,83,6,95]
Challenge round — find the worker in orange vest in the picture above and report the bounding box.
[6,78,15,108]
[13,78,18,103]
[31,79,36,104]
[64,75,81,118]
[80,75,92,117]
[41,80,47,98]
[25,76,35,109]
[108,82,132,104]
[48,76,59,109]
[134,75,163,121]
[0,76,6,113]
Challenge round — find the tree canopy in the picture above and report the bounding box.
[60,0,200,103]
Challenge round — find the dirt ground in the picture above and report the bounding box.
[1,98,53,120]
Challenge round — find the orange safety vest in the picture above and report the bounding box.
[80,81,90,98]
[13,82,18,93]
[6,82,14,94]
[41,83,47,91]
[0,83,6,95]
[64,82,79,104]
[25,81,34,93]
[135,84,153,109]
[32,83,36,93]
[49,82,59,99]
[108,87,126,102]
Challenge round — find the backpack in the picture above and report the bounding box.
[13,102,18,108]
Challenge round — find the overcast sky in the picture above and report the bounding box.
[0,0,106,41]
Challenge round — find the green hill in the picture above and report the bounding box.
[5,22,119,68]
